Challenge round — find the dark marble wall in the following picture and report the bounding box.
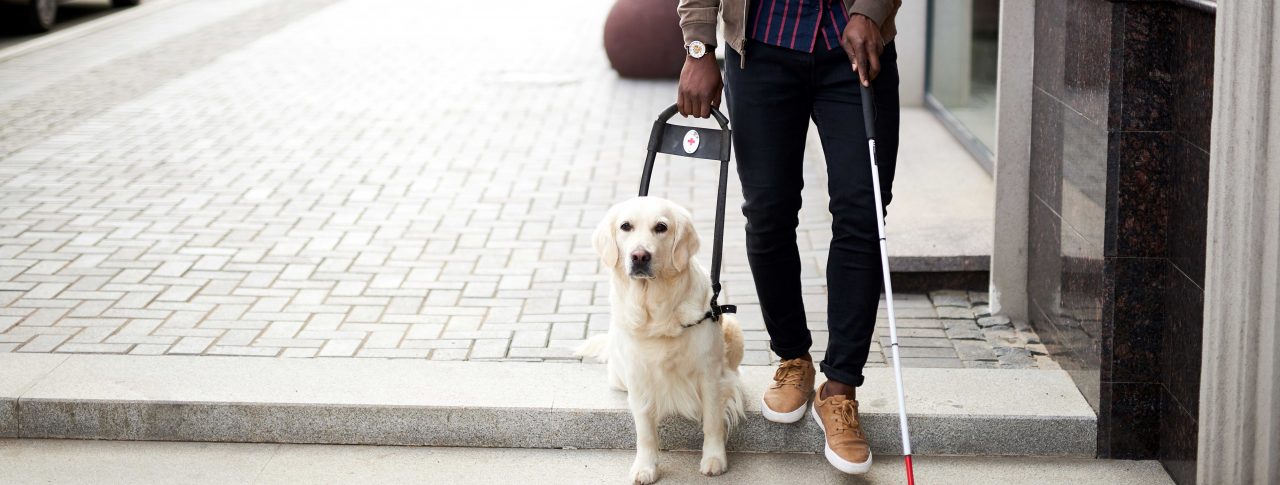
[1026,1,1213,482]
[1157,5,1213,483]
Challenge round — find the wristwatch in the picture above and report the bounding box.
[685,40,708,59]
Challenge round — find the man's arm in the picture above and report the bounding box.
[677,0,719,48]
[676,0,723,118]
[842,0,894,87]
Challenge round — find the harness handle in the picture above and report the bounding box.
[638,104,734,320]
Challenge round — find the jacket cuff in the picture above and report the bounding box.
[678,7,719,46]
[849,0,892,27]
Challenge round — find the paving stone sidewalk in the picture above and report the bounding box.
[734,289,1055,369]
[0,0,1048,369]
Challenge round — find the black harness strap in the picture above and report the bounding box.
[682,304,738,328]
[639,104,736,328]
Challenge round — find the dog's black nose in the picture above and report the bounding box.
[630,250,651,264]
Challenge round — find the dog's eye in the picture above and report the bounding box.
[620,222,633,232]
[654,222,668,234]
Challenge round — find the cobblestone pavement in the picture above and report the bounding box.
[0,0,1049,368]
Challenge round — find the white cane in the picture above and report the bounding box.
[857,79,916,484]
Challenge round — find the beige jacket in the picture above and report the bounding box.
[678,0,901,57]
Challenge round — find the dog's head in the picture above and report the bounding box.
[593,197,700,279]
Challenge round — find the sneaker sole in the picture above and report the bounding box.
[759,393,808,423]
[811,401,873,475]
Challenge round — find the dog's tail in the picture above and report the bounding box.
[720,315,744,371]
[575,333,609,363]
[720,315,747,428]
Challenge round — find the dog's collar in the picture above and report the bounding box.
[681,304,737,328]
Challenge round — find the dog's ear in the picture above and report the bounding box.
[671,206,700,273]
[593,205,621,269]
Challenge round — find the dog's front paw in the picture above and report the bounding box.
[699,454,728,476]
[630,463,658,485]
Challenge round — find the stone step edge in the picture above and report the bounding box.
[0,354,1096,457]
[889,254,989,273]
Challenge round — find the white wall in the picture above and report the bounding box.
[1198,1,1280,482]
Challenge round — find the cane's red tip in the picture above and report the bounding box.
[904,454,916,485]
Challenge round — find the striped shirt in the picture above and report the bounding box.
[747,0,850,53]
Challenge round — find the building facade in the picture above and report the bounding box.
[978,0,1278,483]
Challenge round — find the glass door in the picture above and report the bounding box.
[926,0,1000,171]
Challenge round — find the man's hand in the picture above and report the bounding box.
[841,14,883,87]
[677,55,723,118]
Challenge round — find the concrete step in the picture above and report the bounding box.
[1,354,1095,456]
[0,439,1173,485]
[826,107,994,288]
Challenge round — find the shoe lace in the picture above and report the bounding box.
[772,359,808,387]
[831,399,865,438]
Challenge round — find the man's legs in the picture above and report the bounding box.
[724,41,817,360]
[810,43,900,392]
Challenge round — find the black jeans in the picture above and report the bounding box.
[725,40,899,387]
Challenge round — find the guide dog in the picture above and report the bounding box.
[579,196,745,484]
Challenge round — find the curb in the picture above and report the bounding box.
[888,255,989,273]
[888,256,989,291]
[1,354,1095,456]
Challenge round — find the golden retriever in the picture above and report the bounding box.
[579,196,745,484]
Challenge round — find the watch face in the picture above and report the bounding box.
[688,41,706,58]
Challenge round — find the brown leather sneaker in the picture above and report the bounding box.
[760,356,815,423]
[812,382,873,474]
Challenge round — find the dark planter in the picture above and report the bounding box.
[603,0,685,79]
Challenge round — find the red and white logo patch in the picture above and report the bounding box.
[683,129,700,154]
